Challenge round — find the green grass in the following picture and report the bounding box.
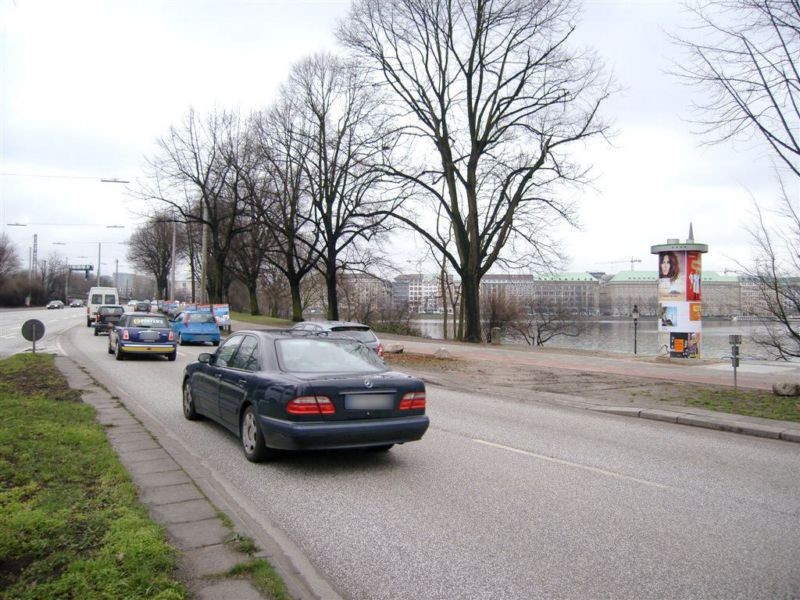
[230,312,293,328]
[227,559,291,600]
[0,354,186,599]
[684,387,800,422]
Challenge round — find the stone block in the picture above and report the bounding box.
[433,347,451,359]
[772,382,800,396]
[384,342,404,354]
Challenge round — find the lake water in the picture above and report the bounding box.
[411,318,770,360]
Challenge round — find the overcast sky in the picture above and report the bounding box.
[0,0,785,279]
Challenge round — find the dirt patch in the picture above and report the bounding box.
[384,351,755,410]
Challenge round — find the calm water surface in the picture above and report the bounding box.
[411,318,770,360]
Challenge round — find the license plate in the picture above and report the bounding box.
[138,331,160,342]
[344,394,394,410]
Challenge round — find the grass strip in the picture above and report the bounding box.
[230,312,293,328]
[0,354,186,599]
[227,559,291,600]
[684,387,800,422]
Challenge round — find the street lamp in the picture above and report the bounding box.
[631,304,640,355]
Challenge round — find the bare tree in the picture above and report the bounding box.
[127,213,180,299]
[0,232,20,280]
[339,0,611,342]
[140,108,253,303]
[508,298,586,347]
[674,0,799,178]
[676,0,800,355]
[249,98,321,322]
[742,187,800,357]
[289,53,402,320]
[229,217,273,315]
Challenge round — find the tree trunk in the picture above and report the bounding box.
[289,277,303,322]
[461,272,482,343]
[325,256,339,321]
[248,282,260,315]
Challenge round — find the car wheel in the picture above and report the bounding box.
[240,405,275,463]
[107,343,113,355]
[93,327,98,336]
[182,379,201,420]
[167,350,177,362]
[115,344,125,361]
[212,340,219,347]
[86,319,91,328]
[179,333,185,346]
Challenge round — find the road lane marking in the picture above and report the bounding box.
[472,438,669,490]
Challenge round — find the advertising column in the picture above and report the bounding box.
[651,235,708,359]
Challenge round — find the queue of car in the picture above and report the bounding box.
[84,293,428,462]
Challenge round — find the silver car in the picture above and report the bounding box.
[290,320,384,357]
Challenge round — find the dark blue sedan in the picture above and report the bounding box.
[182,330,429,462]
[108,312,177,361]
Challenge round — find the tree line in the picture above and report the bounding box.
[128,0,612,342]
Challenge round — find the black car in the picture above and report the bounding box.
[182,330,429,462]
[93,305,125,336]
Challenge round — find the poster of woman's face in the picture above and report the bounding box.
[658,251,686,301]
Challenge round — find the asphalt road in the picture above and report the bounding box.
[0,306,86,357]
[16,312,800,599]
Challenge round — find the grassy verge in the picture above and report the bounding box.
[0,354,186,599]
[230,312,293,328]
[683,388,800,422]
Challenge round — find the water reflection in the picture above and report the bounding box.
[411,318,769,359]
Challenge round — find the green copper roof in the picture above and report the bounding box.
[534,272,600,282]
[608,271,738,283]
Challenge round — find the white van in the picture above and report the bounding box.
[86,287,120,327]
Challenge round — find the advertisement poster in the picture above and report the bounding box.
[181,303,230,328]
[658,251,686,301]
[658,302,701,333]
[670,332,701,358]
[690,303,702,321]
[659,303,677,329]
[686,251,702,301]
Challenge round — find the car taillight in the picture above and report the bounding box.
[168,330,174,341]
[399,391,426,410]
[122,330,129,340]
[376,343,384,358]
[184,316,189,327]
[286,395,335,415]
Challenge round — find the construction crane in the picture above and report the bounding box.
[595,257,643,271]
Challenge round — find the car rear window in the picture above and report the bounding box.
[187,313,216,324]
[99,307,124,315]
[91,294,102,304]
[128,316,168,328]
[276,338,386,373]
[330,327,377,343]
[104,294,117,304]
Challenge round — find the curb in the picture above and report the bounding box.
[590,405,800,443]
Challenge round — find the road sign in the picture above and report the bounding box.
[21,319,45,354]
[22,319,45,342]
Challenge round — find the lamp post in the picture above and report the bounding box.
[632,304,640,355]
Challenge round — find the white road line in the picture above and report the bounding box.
[472,438,670,490]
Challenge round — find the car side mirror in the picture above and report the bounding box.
[198,353,213,364]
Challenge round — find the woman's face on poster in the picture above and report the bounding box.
[660,254,670,276]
